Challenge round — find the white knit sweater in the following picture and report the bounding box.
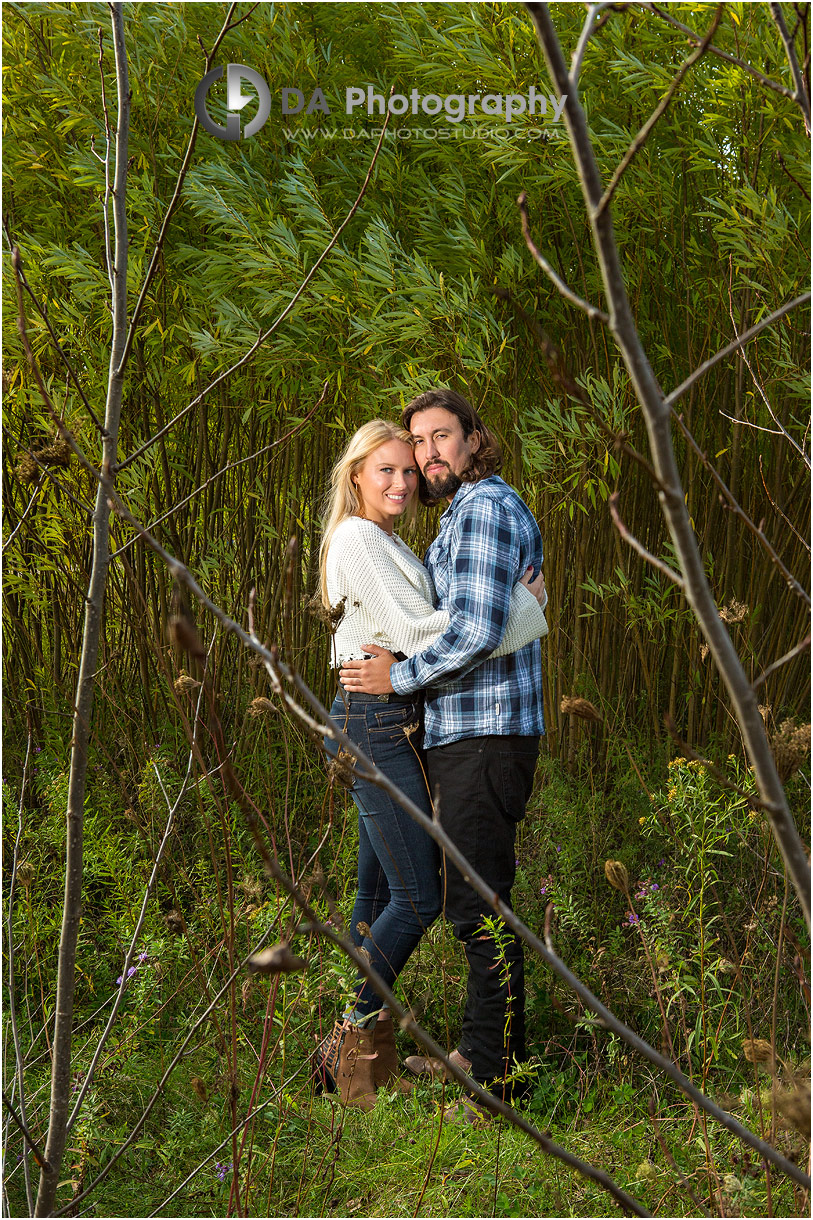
[324,516,548,667]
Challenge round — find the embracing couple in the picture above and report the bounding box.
[315,387,547,1116]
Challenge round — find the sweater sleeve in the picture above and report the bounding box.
[328,522,450,655]
[492,581,549,657]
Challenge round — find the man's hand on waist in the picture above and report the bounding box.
[339,644,395,694]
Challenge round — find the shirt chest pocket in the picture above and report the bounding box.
[427,535,453,597]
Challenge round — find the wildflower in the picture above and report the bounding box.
[650,883,659,892]
[215,1161,232,1183]
[116,965,137,985]
[635,889,648,900]
[626,911,639,926]
[638,817,645,825]
[556,845,562,854]
[658,858,665,867]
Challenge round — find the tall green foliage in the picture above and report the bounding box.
[3,1,809,751]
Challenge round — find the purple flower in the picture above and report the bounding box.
[34,747,42,753]
[515,858,520,867]
[540,884,547,895]
[650,883,659,892]
[626,911,640,926]
[556,845,562,853]
[216,1161,232,1182]
[658,858,665,867]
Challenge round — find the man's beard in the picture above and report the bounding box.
[423,464,462,500]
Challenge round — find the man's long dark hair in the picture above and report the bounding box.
[402,388,502,504]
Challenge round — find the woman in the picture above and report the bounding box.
[314,419,547,1110]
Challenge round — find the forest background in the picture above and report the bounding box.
[2,2,811,1217]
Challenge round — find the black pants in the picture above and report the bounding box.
[426,734,539,1089]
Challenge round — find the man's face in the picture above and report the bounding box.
[408,407,481,500]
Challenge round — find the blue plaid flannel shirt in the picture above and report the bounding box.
[390,476,546,748]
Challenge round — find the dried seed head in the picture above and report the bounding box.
[305,593,347,631]
[16,453,39,483]
[168,614,205,660]
[15,860,34,888]
[699,643,709,661]
[560,696,602,723]
[775,1080,811,1138]
[770,718,811,783]
[165,908,185,935]
[742,1038,776,1071]
[719,599,748,625]
[247,697,276,718]
[248,942,306,975]
[239,875,263,905]
[722,1174,743,1194]
[604,859,629,893]
[190,1077,208,1103]
[326,749,356,790]
[356,921,371,938]
[635,1161,657,1183]
[173,670,202,694]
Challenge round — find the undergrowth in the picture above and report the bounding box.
[3,714,810,1217]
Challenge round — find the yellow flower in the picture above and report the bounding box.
[638,817,646,825]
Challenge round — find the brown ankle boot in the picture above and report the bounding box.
[372,1012,399,1086]
[315,1020,378,1111]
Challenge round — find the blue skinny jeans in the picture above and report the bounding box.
[328,690,441,1020]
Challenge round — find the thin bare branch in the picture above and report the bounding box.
[65,674,210,1135]
[672,411,810,607]
[769,1,811,127]
[114,3,243,375]
[776,149,811,200]
[726,282,810,470]
[753,632,811,691]
[609,492,686,588]
[594,6,723,219]
[523,1,810,925]
[569,2,615,85]
[33,6,130,1213]
[6,732,35,1210]
[2,1092,50,1174]
[644,3,797,103]
[97,26,114,296]
[1,224,107,437]
[2,473,46,554]
[517,191,609,322]
[648,1095,711,1217]
[52,925,277,1217]
[109,382,329,560]
[758,453,810,554]
[114,99,394,474]
[663,293,811,410]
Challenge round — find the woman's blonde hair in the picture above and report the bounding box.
[318,419,415,606]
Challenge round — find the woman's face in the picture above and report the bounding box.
[353,439,418,533]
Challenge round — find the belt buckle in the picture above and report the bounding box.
[376,693,389,702]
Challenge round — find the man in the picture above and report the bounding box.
[339,387,545,1104]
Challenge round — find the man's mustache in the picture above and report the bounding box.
[423,460,451,476]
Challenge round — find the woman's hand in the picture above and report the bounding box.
[520,565,546,608]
